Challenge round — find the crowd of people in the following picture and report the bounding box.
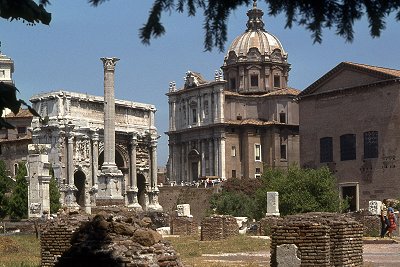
[380,202,398,238]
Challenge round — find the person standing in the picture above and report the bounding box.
[380,203,389,238]
[387,207,397,238]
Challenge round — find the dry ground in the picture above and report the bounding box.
[1,234,400,266]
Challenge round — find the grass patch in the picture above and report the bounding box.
[0,235,40,267]
[165,234,269,266]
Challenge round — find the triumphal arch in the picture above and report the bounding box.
[26,58,162,217]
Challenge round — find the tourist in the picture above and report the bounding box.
[380,203,389,238]
[387,207,397,238]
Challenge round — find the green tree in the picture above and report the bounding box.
[7,162,28,220]
[0,160,14,218]
[210,178,260,219]
[255,166,346,217]
[49,166,61,214]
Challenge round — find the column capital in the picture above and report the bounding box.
[101,57,119,71]
[131,132,138,145]
[92,132,100,142]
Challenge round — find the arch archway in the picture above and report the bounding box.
[74,170,86,207]
[137,174,146,208]
[98,149,125,169]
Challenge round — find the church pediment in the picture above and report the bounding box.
[298,62,400,98]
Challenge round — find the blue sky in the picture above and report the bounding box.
[2,1,400,165]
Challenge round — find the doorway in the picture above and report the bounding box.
[137,174,146,208]
[74,170,86,207]
[341,184,359,211]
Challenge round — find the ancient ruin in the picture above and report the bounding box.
[40,210,181,267]
[270,213,363,267]
[26,57,162,218]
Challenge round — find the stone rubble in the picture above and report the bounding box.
[40,209,182,267]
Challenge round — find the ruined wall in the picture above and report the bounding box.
[170,217,198,236]
[159,186,215,223]
[271,213,363,267]
[259,216,282,236]
[200,215,239,241]
[40,210,182,267]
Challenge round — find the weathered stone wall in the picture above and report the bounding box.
[159,186,215,223]
[170,217,198,236]
[347,210,381,237]
[200,215,239,241]
[259,216,283,236]
[40,210,182,267]
[271,213,363,267]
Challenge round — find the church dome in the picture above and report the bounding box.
[224,1,287,65]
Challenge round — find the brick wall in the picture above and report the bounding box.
[259,216,282,236]
[170,217,198,236]
[271,213,363,267]
[200,215,239,241]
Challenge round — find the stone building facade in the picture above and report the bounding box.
[28,89,161,215]
[298,62,400,210]
[0,52,33,178]
[167,2,300,183]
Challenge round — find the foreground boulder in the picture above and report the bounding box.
[40,209,182,267]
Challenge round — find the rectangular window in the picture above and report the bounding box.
[250,74,259,87]
[340,134,356,161]
[255,174,261,179]
[255,168,261,174]
[232,170,236,178]
[320,137,333,163]
[192,108,197,123]
[280,144,287,160]
[17,127,27,134]
[274,75,280,88]
[364,131,378,159]
[255,144,261,161]
[279,113,286,123]
[231,146,236,157]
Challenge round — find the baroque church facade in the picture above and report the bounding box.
[167,2,300,183]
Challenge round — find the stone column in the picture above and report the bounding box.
[89,132,99,206]
[180,143,185,183]
[98,57,123,202]
[218,88,224,123]
[220,134,226,180]
[101,57,119,171]
[148,138,162,212]
[64,133,78,207]
[208,139,214,175]
[201,139,206,176]
[127,132,142,210]
[213,92,218,123]
[208,92,213,123]
[214,137,219,177]
[197,96,201,126]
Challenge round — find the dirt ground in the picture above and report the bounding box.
[198,240,400,266]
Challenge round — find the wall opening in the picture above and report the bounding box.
[74,170,86,207]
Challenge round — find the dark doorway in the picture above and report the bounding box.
[342,185,357,211]
[191,162,199,182]
[137,174,146,208]
[74,171,86,207]
[188,149,200,182]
